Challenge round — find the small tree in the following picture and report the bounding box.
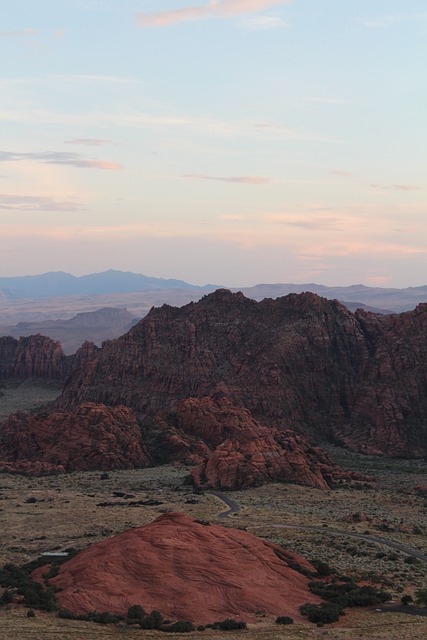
[127,604,145,624]
[415,588,427,608]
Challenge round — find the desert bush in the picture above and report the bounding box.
[212,618,247,630]
[1,588,14,605]
[127,604,145,623]
[308,581,391,608]
[163,620,195,632]
[415,588,427,607]
[275,615,294,624]
[300,602,342,624]
[139,610,164,629]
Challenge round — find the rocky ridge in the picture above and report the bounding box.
[1,289,426,484]
[0,335,70,380]
[58,289,427,457]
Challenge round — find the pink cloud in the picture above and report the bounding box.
[65,139,113,146]
[0,28,37,38]
[184,173,271,184]
[137,1,291,27]
[370,183,422,191]
[330,170,352,177]
[74,160,122,171]
[0,150,122,171]
[0,194,82,212]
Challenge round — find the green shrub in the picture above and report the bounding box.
[212,619,247,630]
[163,620,195,632]
[127,604,145,622]
[300,603,342,624]
[276,615,294,624]
[415,588,427,608]
[139,610,164,629]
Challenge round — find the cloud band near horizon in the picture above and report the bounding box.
[137,0,292,27]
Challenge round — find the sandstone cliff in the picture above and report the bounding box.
[0,334,69,380]
[57,290,427,457]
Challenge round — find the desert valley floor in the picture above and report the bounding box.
[1,403,426,637]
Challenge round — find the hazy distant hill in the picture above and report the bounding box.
[0,270,218,300]
[235,283,427,313]
[0,308,137,355]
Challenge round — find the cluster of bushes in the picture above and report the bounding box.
[126,605,195,632]
[308,580,391,608]
[0,550,81,612]
[126,606,246,633]
[0,563,56,611]
[299,579,392,624]
[58,610,123,624]
[210,619,247,630]
[299,601,343,624]
[275,615,294,625]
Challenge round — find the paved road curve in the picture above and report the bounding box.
[209,491,427,564]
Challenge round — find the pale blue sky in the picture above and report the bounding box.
[1,1,426,286]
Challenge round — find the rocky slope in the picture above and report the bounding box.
[57,289,427,457]
[36,512,320,623]
[0,402,150,474]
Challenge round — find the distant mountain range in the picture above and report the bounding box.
[234,283,427,314]
[1,270,427,313]
[0,270,219,300]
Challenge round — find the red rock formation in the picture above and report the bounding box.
[57,290,427,457]
[0,334,68,380]
[38,512,320,623]
[173,397,363,490]
[0,402,150,473]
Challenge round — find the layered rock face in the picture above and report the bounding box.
[174,397,361,490]
[38,512,320,623]
[0,402,150,474]
[0,335,68,380]
[58,290,427,457]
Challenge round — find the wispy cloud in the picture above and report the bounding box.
[356,13,427,29]
[65,139,114,146]
[0,151,123,171]
[239,15,287,30]
[302,97,350,105]
[0,194,82,212]
[266,214,340,230]
[0,29,37,38]
[183,173,271,184]
[137,0,292,27]
[370,183,422,192]
[330,171,352,177]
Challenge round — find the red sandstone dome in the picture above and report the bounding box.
[39,513,321,624]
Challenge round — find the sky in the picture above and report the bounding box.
[0,0,426,288]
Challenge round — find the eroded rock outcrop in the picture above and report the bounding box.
[0,334,68,380]
[37,512,320,623]
[0,402,150,473]
[57,291,427,457]
[176,398,366,489]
